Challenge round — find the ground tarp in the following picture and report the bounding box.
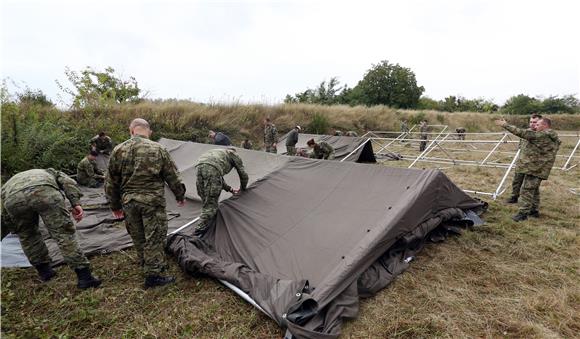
[277,132,376,163]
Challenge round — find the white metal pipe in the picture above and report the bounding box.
[341,138,371,162]
[408,129,449,168]
[168,217,200,235]
[493,149,520,200]
[561,137,580,170]
[480,133,508,165]
[219,279,269,316]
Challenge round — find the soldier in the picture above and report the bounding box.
[90,132,114,155]
[495,118,560,221]
[334,130,343,136]
[455,127,466,140]
[419,120,429,151]
[263,118,278,153]
[208,130,232,146]
[345,131,358,137]
[194,148,248,237]
[240,139,253,150]
[105,118,186,288]
[285,125,301,156]
[1,169,101,289]
[77,150,105,188]
[307,138,335,160]
[505,114,542,204]
[400,119,410,142]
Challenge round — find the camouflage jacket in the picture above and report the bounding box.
[1,169,82,207]
[105,135,185,210]
[90,135,113,153]
[196,149,249,192]
[419,124,429,136]
[310,142,334,160]
[264,123,278,144]
[504,125,561,179]
[77,156,104,185]
[401,122,409,132]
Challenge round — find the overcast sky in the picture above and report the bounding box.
[1,0,579,106]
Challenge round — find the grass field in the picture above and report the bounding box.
[1,131,579,338]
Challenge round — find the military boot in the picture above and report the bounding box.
[144,275,175,289]
[511,213,528,222]
[505,196,518,204]
[34,263,56,282]
[75,267,102,289]
[529,210,540,218]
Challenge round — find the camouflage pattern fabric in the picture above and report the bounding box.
[503,125,561,180]
[510,172,525,198]
[1,171,89,269]
[264,123,278,153]
[195,164,223,232]
[105,135,185,275]
[401,121,409,133]
[123,200,169,275]
[519,174,542,215]
[241,140,253,149]
[195,149,249,231]
[286,145,297,156]
[90,135,113,154]
[310,142,335,160]
[105,135,185,210]
[77,156,104,187]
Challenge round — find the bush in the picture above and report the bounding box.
[307,113,330,134]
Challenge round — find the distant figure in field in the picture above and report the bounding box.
[263,118,278,153]
[285,125,301,155]
[334,130,343,136]
[90,132,114,155]
[345,131,358,137]
[400,119,410,142]
[240,139,253,150]
[208,130,232,146]
[419,120,429,151]
[455,127,466,140]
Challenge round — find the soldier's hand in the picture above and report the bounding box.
[232,188,241,196]
[177,200,185,207]
[72,205,84,222]
[112,209,125,219]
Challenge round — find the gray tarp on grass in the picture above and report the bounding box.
[1,138,485,339]
[277,132,376,163]
[166,151,485,338]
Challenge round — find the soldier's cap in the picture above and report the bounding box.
[306,138,315,146]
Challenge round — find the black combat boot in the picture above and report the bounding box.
[511,213,528,222]
[34,263,56,282]
[75,267,102,289]
[505,196,518,204]
[144,275,175,289]
[529,210,540,218]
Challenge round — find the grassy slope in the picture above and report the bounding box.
[2,118,579,338]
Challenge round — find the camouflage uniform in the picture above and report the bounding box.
[264,123,278,153]
[455,127,466,140]
[310,142,335,160]
[240,140,253,150]
[90,135,113,154]
[105,135,185,276]
[419,123,429,151]
[503,125,561,215]
[195,149,249,233]
[1,169,89,269]
[77,156,105,187]
[285,129,299,156]
[509,137,529,200]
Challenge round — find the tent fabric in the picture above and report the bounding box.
[277,132,376,163]
[166,155,485,339]
[1,138,486,339]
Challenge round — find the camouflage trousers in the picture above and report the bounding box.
[123,200,169,276]
[196,164,223,232]
[510,172,525,198]
[2,186,89,269]
[286,145,296,156]
[419,135,428,152]
[265,145,277,153]
[519,174,543,215]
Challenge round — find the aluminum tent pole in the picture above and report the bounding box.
[341,138,371,162]
[168,217,200,235]
[480,133,508,166]
[561,136,580,170]
[408,128,449,168]
[492,149,520,200]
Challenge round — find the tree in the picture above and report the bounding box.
[284,77,346,105]
[353,60,424,108]
[17,88,53,107]
[501,94,542,115]
[57,66,141,108]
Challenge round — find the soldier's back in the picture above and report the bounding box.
[2,169,58,197]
